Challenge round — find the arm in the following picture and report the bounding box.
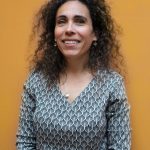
[16,85,36,150]
[106,76,131,150]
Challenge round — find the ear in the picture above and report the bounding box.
[93,30,98,41]
[93,36,97,41]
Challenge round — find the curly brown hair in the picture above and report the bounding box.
[29,0,125,84]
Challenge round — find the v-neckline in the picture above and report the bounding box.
[55,70,98,106]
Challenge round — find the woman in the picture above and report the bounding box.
[16,0,131,149]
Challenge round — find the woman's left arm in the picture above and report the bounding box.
[106,75,131,150]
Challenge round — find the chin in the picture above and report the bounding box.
[61,50,79,56]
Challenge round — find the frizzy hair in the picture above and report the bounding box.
[29,0,125,84]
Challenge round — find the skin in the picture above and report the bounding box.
[54,1,97,102]
[55,0,97,63]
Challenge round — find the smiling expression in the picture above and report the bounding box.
[54,0,97,60]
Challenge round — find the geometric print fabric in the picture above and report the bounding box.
[16,69,131,149]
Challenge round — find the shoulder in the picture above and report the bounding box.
[96,69,124,83]
[96,69,126,94]
[102,70,127,100]
[23,70,47,91]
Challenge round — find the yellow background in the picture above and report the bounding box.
[0,0,150,149]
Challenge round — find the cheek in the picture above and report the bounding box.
[54,27,62,39]
[79,28,94,39]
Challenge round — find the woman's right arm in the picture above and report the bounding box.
[16,85,36,150]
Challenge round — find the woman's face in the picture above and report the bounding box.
[54,0,97,60]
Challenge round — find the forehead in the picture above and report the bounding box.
[56,1,91,18]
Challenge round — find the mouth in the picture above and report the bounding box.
[62,40,80,44]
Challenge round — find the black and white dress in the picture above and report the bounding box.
[16,69,131,150]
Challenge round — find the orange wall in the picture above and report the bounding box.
[0,0,150,149]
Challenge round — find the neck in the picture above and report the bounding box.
[65,55,90,74]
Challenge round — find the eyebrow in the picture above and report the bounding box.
[74,15,87,21]
[56,15,66,19]
[56,15,87,21]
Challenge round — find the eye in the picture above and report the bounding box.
[74,17,87,25]
[56,19,65,24]
[76,19,85,24]
[56,18,66,26]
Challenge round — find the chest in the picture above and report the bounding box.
[59,73,94,103]
[32,82,110,148]
[33,83,109,131]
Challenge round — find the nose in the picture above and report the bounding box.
[65,22,75,35]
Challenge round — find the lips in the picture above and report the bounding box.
[62,39,80,44]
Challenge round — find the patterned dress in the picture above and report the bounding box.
[16,70,131,150]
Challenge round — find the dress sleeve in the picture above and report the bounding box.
[106,75,131,150]
[16,84,36,150]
